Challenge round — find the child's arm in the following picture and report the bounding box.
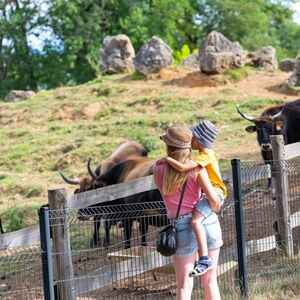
[165,156,198,173]
[156,157,167,165]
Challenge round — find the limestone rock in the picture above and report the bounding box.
[248,46,277,71]
[99,34,135,73]
[199,31,247,74]
[180,53,199,68]
[288,53,300,86]
[279,58,296,72]
[4,90,35,102]
[134,36,173,75]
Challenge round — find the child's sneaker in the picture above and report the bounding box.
[189,257,213,277]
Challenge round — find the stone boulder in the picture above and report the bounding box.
[199,31,247,74]
[4,90,35,102]
[180,53,199,68]
[99,34,135,73]
[279,58,296,72]
[134,36,173,75]
[247,46,277,71]
[288,53,300,86]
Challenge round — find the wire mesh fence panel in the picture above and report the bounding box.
[240,160,300,287]
[3,157,299,299]
[218,181,240,296]
[48,197,238,300]
[0,245,44,299]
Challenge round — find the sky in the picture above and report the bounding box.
[28,2,300,51]
[293,2,300,24]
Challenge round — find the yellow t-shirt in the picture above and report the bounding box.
[194,148,227,198]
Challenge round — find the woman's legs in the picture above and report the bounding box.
[201,248,220,300]
[173,252,196,300]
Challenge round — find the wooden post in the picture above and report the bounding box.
[48,188,75,300]
[270,135,294,257]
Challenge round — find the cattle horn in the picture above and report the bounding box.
[236,105,256,122]
[270,104,285,120]
[87,158,97,180]
[59,171,80,185]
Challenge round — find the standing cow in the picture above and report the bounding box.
[237,99,300,188]
[59,141,148,248]
[237,99,300,160]
[93,156,168,249]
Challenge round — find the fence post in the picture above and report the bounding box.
[270,135,294,257]
[39,206,55,300]
[48,188,75,300]
[231,159,249,298]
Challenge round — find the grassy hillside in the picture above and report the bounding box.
[0,66,295,231]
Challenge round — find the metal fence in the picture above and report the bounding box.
[42,198,240,300]
[1,158,300,299]
[238,159,300,288]
[0,245,44,299]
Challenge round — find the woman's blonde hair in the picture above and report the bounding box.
[160,124,193,194]
[163,145,191,194]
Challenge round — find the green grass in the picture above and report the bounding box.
[0,67,291,221]
[0,204,40,232]
[249,274,300,299]
[224,66,255,82]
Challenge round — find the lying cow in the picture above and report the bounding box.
[60,141,148,248]
[93,156,168,249]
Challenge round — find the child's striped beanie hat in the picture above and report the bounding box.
[190,120,218,149]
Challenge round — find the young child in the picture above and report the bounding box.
[158,120,227,277]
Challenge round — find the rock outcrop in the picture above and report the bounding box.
[199,31,247,74]
[288,53,300,86]
[99,34,135,73]
[247,46,277,71]
[134,36,173,75]
[180,53,199,68]
[5,90,35,102]
[279,58,296,72]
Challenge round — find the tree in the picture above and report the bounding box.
[120,0,199,51]
[48,0,135,84]
[0,0,50,97]
[192,0,300,57]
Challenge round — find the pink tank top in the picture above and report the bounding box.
[154,163,202,219]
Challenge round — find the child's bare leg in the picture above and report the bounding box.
[189,210,213,277]
[190,210,208,257]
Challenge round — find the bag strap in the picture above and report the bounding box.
[174,177,188,223]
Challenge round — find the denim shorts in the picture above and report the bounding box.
[173,214,197,257]
[196,190,224,218]
[173,212,223,257]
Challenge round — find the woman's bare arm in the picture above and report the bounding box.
[166,156,198,173]
[195,167,220,212]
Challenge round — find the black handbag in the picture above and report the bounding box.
[156,179,188,256]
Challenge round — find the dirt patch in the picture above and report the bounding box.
[226,70,295,100]
[162,70,218,88]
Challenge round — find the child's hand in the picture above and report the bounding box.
[156,157,167,165]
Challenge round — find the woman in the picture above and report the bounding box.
[154,124,223,300]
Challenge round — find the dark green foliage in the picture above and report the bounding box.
[0,0,299,97]
[2,206,24,232]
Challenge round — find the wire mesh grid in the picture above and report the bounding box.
[0,244,44,300]
[48,195,239,299]
[240,160,300,285]
[1,158,299,299]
